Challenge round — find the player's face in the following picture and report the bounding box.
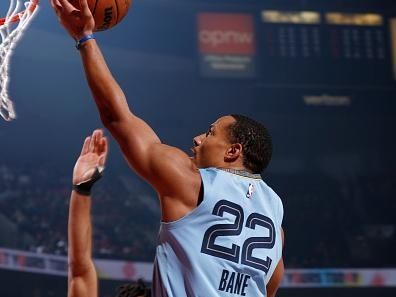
[191,116,236,168]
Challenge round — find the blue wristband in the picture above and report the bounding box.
[76,34,95,50]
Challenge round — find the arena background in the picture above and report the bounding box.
[0,0,395,296]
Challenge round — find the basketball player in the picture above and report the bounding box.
[52,0,284,296]
[69,129,150,297]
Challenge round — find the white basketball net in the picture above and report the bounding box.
[0,0,38,121]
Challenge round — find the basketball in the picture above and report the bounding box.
[70,0,132,31]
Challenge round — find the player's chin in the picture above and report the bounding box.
[190,155,200,167]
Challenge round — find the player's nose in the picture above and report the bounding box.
[193,134,205,147]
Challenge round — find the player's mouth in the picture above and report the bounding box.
[190,147,197,158]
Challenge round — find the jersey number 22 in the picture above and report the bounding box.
[201,200,276,274]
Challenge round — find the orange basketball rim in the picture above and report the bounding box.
[0,0,39,121]
[0,0,39,26]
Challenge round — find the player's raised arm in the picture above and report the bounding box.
[50,0,152,132]
[68,130,107,297]
[50,0,199,206]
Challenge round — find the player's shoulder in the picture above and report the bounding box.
[256,179,284,219]
[150,143,200,177]
[148,143,201,197]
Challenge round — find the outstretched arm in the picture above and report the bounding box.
[50,0,200,210]
[68,129,107,297]
[50,0,143,127]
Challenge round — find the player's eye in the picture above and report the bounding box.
[205,125,214,137]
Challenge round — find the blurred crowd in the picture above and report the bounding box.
[0,163,394,267]
[0,163,158,261]
[269,172,395,267]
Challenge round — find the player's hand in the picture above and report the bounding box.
[73,129,108,185]
[50,0,95,40]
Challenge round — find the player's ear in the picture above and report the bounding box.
[224,143,242,162]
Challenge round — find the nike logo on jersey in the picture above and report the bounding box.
[246,183,254,199]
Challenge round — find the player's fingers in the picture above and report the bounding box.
[96,129,103,139]
[99,137,108,166]
[89,130,98,152]
[98,135,105,152]
[102,136,108,155]
[58,0,77,12]
[49,0,62,14]
[49,0,59,9]
[93,129,103,152]
[80,136,91,156]
[79,0,92,16]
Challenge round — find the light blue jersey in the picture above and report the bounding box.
[153,168,283,297]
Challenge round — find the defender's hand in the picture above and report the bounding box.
[73,129,108,185]
[50,0,95,40]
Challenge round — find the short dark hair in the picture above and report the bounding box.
[228,114,272,173]
[115,279,151,297]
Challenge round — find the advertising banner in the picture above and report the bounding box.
[197,13,256,78]
[282,268,396,288]
[1,248,395,287]
[0,247,153,281]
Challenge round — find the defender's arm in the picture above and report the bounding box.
[68,130,107,297]
[68,191,97,297]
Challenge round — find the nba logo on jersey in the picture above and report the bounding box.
[246,183,254,198]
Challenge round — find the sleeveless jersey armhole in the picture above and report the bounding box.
[197,180,204,206]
